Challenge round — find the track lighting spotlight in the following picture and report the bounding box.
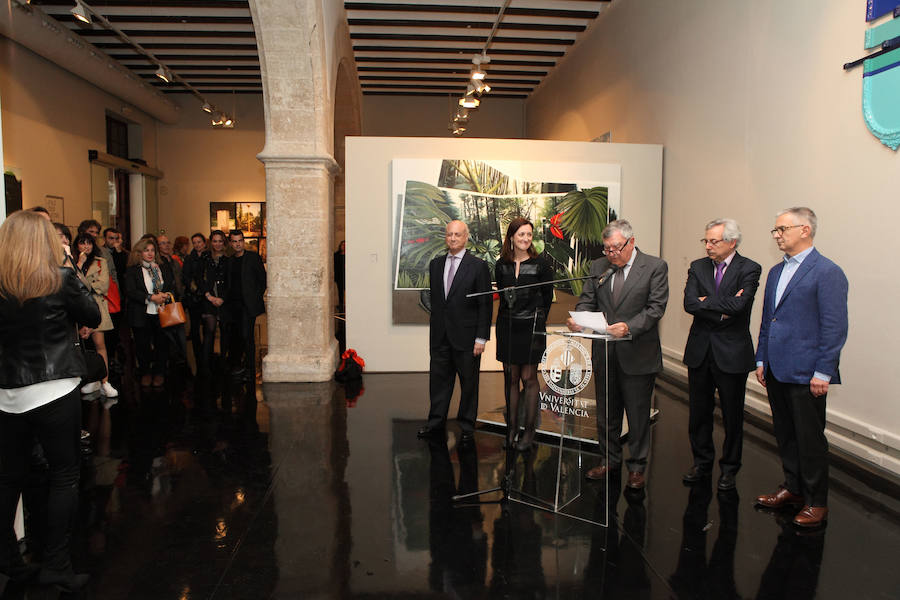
[454,107,469,122]
[70,1,91,24]
[201,102,212,113]
[211,113,225,126]
[470,68,486,81]
[222,116,234,128]
[155,65,171,83]
[472,79,491,94]
[459,96,479,109]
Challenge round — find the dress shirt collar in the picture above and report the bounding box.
[448,248,466,260]
[784,245,814,265]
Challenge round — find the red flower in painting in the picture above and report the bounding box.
[549,212,565,238]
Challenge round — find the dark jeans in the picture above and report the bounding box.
[0,387,81,571]
[132,313,170,375]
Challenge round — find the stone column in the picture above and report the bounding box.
[250,0,339,381]
[260,155,339,381]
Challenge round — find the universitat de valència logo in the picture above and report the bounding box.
[539,337,592,417]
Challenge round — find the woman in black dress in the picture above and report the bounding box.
[197,230,230,372]
[495,217,553,451]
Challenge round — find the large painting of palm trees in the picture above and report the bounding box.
[393,159,620,302]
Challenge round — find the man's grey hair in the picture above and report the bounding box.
[777,207,817,238]
[705,218,742,247]
[602,219,633,241]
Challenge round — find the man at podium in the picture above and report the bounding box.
[567,219,668,489]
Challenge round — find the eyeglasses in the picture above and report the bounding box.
[770,225,804,237]
[700,238,725,246]
[602,237,632,256]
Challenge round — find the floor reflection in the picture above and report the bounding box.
[2,372,896,599]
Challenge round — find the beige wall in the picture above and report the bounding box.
[156,94,266,241]
[0,37,158,226]
[527,0,900,473]
[362,96,525,138]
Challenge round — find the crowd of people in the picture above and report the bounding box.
[0,208,267,591]
[418,207,848,531]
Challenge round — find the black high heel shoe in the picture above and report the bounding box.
[516,429,535,452]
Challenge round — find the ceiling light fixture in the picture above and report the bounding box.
[70,1,91,24]
[154,65,171,83]
[65,0,228,127]
[459,96,480,109]
[472,79,491,94]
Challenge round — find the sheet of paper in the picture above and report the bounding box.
[568,311,608,333]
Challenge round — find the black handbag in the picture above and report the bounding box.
[75,338,107,385]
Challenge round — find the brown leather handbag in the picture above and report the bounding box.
[158,293,186,328]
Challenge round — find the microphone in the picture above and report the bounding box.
[595,266,618,286]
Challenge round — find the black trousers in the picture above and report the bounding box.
[687,349,748,475]
[132,313,170,375]
[188,306,204,366]
[226,309,258,373]
[0,388,81,571]
[593,344,655,473]
[765,369,829,506]
[428,336,482,433]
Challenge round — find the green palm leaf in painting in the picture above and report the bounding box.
[558,186,609,244]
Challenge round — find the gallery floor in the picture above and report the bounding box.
[4,370,898,599]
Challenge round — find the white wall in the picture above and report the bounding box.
[346,136,662,372]
[0,37,158,225]
[156,93,266,241]
[526,0,900,474]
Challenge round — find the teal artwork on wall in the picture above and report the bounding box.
[861,9,900,150]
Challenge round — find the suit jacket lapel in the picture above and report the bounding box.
[446,253,469,299]
[776,249,819,310]
[436,255,448,299]
[613,251,644,308]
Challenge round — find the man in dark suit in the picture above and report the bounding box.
[682,218,761,491]
[417,220,492,444]
[755,207,848,527]
[225,229,267,381]
[567,219,668,489]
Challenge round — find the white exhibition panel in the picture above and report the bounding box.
[346,137,663,373]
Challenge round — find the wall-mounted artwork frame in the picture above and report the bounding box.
[209,201,267,261]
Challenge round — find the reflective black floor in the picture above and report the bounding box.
[3,370,898,599]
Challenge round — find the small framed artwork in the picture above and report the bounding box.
[210,202,236,233]
[43,195,64,223]
[236,202,263,237]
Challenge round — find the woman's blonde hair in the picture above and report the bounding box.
[127,237,156,267]
[0,211,64,303]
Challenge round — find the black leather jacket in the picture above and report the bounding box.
[0,268,101,388]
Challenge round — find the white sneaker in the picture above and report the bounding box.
[100,381,118,398]
[80,381,100,394]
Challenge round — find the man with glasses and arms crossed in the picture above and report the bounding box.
[567,219,668,489]
[755,207,848,527]
[682,219,761,491]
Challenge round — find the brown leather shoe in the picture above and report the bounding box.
[755,486,804,508]
[793,505,828,527]
[627,471,645,489]
[585,464,614,480]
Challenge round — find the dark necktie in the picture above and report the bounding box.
[715,261,726,293]
[611,269,623,304]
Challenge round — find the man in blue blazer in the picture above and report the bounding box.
[683,218,761,491]
[755,207,848,527]
[418,220,492,444]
